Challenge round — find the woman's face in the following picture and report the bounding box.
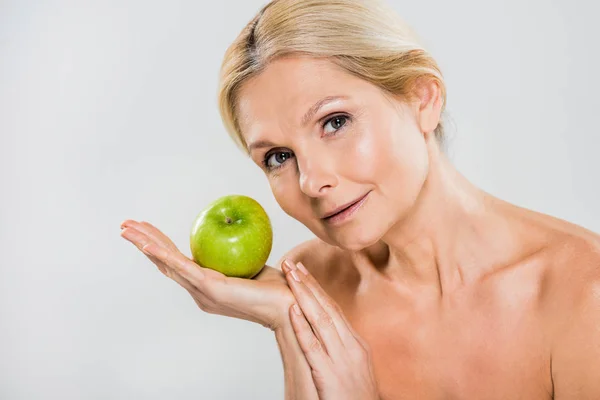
[237,55,438,250]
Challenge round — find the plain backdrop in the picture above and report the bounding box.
[1,0,599,398]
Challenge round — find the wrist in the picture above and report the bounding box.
[273,315,320,400]
[270,296,295,333]
[273,312,293,336]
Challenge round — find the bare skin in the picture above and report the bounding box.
[237,55,600,399]
[120,53,600,400]
[286,202,600,399]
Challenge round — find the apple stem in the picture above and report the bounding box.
[226,217,232,224]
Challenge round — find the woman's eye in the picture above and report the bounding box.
[263,151,293,171]
[323,115,347,134]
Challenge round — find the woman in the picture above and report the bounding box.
[120,0,600,398]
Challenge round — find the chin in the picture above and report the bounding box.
[320,221,383,251]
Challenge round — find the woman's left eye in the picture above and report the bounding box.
[323,115,348,134]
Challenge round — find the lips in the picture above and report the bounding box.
[321,192,369,219]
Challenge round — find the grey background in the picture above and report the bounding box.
[1,0,598,399]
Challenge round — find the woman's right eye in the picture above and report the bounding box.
[263,151,294,171]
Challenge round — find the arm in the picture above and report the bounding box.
[281,260,380,400]
[274,256,320,400]
[121,220,319,398]
[275,319,320,400]
[551,271,600,399]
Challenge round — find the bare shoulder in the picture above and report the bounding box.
[542,225,600,299]
[539,226,600,397]
[275,237,347,286]
[534,217,600,338]
[276,237,340,274]
[536,220,600,314]
[508,212,600,396]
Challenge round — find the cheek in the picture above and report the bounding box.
[341,120,384,181]
[269,178,307,220]
[271,180,326,236]
[352,112,429,201]
[385,126,429,209]
[347,115,406,178]
[270,179,291,211]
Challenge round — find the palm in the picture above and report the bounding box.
[121,220,295,330]
[190,263,294,329]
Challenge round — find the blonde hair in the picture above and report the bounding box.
[218,0,448,155]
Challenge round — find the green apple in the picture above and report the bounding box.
[189,194,273,278]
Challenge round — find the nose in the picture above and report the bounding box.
[298,154,338,197]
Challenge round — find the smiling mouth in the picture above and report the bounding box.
[324,201,359,219]
[322,191,370,222]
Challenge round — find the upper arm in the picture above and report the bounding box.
[552,268,600,399]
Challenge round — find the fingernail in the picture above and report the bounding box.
[283,259,296,271]
[297,262,308,275]
[290,270,301,282]
[292,303,302,316]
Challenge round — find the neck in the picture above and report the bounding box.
[353,140,535,299]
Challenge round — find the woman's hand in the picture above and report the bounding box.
[281,260,380,400]
[120,219,295,331]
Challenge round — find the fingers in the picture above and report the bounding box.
[121,225,153,253]
[295,262,364,349]
[120,220,232,316]
[168,269,217,312]
[121,227,173,276]
[297,262,373,362]
[141,241,207,287]
[141,247,220,315]
[282,259,345,359]
[121,219,177,251]
[121,224,209,286]
[289,302,334,374]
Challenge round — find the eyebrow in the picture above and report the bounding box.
[247,139,277,153]
[247,95,349,153]
[301,95,348,126]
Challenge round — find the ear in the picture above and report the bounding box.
[412,78,443,136]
